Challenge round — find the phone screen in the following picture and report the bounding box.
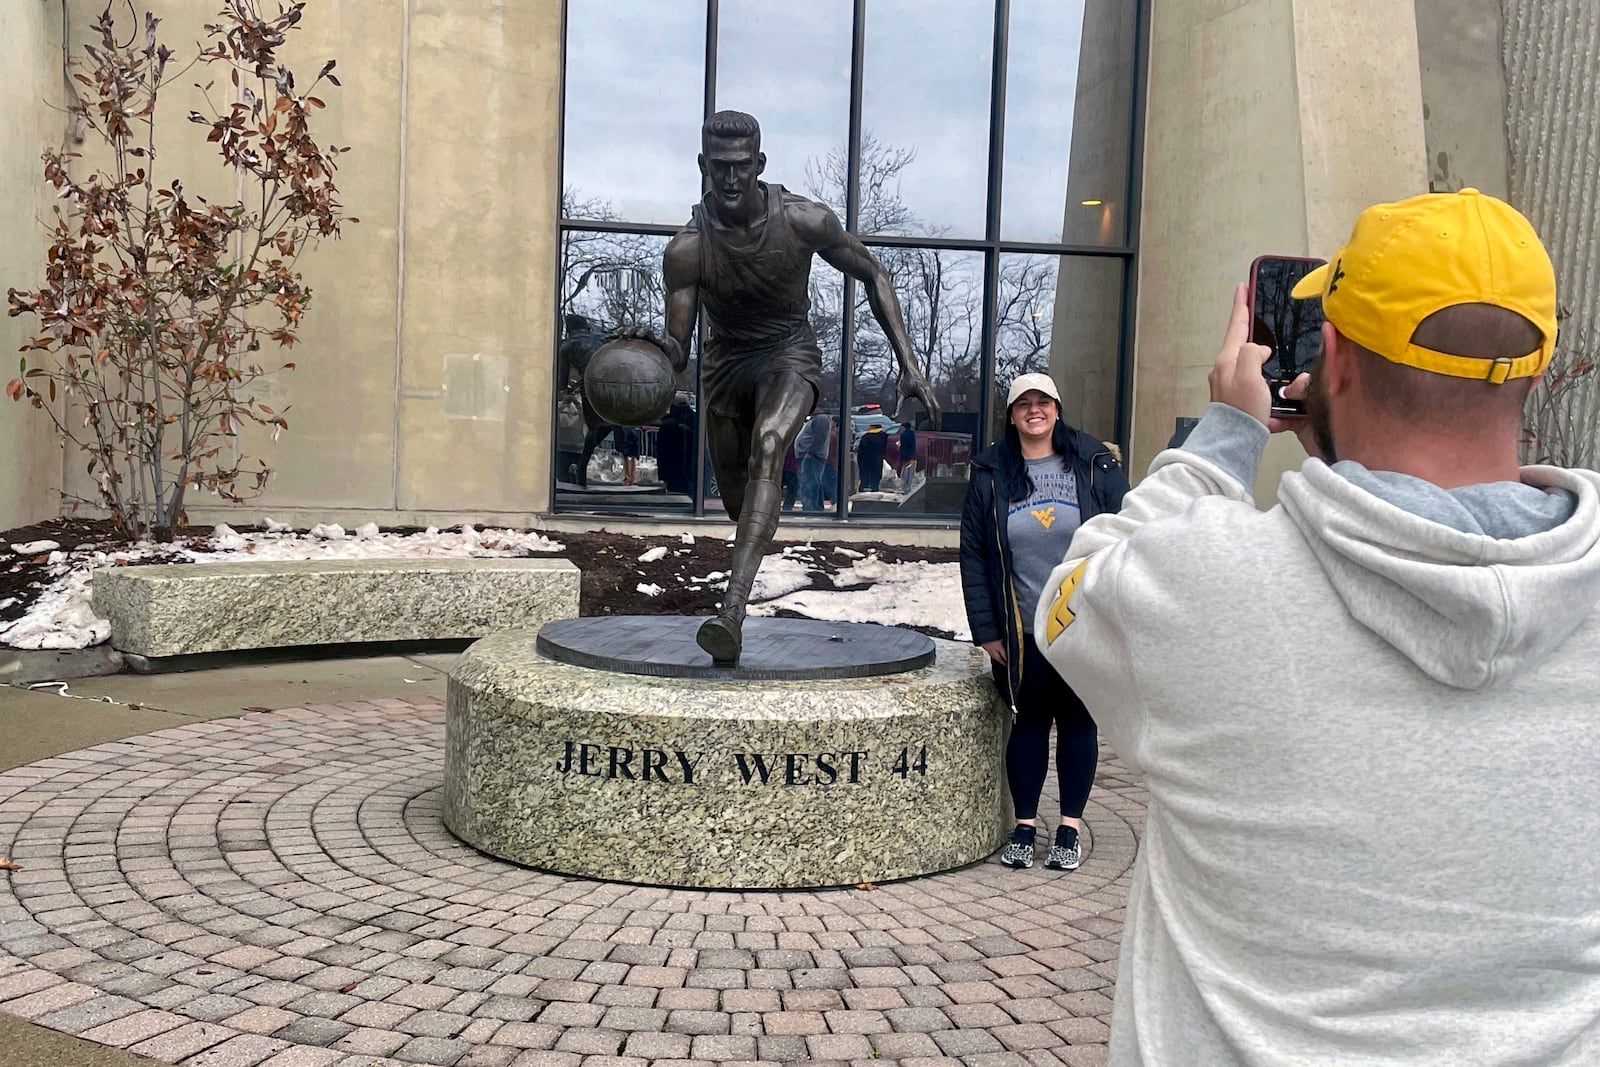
[1249,256,1326,414]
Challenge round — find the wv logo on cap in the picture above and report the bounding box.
[1327,258,1346,295]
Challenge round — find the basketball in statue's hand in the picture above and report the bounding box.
[583,337,677,426]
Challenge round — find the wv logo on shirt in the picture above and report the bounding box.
[1030,506,1057,529]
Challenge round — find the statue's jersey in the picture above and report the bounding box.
[685,183,824,417]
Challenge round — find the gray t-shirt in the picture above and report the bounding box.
[1007,454,1082,634]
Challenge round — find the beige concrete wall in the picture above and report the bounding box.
[1414,0,1508,198]
[1048,0,1137,445]
[395,1,562,515]
[1132,0,1428,499]
[48,0,563,528]
[0,2,64,532]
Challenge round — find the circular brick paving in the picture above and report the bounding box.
[0,698,1145,1067]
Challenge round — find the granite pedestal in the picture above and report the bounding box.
[93,557,579,658]
[444,621,1008,889]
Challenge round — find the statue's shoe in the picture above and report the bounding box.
[696,613,742,665]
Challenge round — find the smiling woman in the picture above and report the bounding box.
[553,0,1146,522]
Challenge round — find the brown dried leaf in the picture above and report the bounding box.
[0,858,20,871]
[854,882,877,891]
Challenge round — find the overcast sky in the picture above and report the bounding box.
[562,0,1125,243]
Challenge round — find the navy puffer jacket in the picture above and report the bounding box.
[959,420,1129,710]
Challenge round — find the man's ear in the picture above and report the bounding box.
[697,152,708,179]
[756,151,767,176]
[1322,322,1357,397]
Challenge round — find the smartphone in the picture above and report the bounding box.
[1247,255,1326,415]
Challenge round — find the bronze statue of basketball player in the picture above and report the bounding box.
[647,110,939,664]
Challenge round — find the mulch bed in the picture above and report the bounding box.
[1,518,958,635]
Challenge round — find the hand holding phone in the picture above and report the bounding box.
[1246,255,1326,415]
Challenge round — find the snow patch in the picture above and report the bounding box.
[636,583,664,597]
[10,540,60,555]
[637,546,669,563]
[751,559,968,641]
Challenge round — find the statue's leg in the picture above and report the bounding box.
[696,372,813,664]
[705,411,750,522]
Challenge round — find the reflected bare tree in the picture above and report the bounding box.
[559,189,666,333]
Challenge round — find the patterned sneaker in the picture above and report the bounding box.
[1000,825,1037,869]
[1045,825,1082,871]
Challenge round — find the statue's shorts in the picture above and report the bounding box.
[702,338,824,422]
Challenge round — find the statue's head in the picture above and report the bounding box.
[699,110,764,213]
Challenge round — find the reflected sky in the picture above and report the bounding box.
[562,0,1124,242]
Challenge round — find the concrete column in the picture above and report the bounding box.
[1132,0,1428,498]
[1503,0,1600,467]
[0,1,65,530]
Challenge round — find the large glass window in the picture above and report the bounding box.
[555,0,1145,521]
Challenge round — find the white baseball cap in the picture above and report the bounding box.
[1005,373,1061,407]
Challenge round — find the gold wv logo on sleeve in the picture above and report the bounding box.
[1044,560,1090,643]
[1030,506,1056,529]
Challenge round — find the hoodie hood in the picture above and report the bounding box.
[1278,461,1600,690]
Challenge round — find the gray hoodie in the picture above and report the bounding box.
[1036,404,1600,1065]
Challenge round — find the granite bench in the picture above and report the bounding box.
[92,557,580,661]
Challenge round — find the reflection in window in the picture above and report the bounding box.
[1002,0,1136,245]
[563,0,705,224]
[860,0,992,237]
[849,248,983,517]
[554,1,1144,518]
[716,1,851,191]
[992,254,1124,443]
[555,231,696,509]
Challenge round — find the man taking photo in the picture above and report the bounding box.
[1036,189,1600,1063]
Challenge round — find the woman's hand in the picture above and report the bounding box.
[981,639,1007,665]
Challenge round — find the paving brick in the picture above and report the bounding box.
[930,1028,1004,1056]
[946,1002,1013,1029]
[623,1030,692,1058]
[884,1005,953,1033]
[398,1010,475,1038]
[1058,1046,1110,1067]
[183,1034,294,1066]
[553,1026,627,1054]
[823,1008,890,1034]
[805,1032,873,1059]
[128,1020,234,1059]
[79,1007,186,1046]
[762,1009,827,1035]
[539,1000,606,1027]
[33,993,143,1033]
[840,986,906,1011]
[598,1005,668,1031]
[332,1026,412,1056]
[689,1033,757,1060]
[781,988,845,1011]
[393,1035,473,1065]
[869,1030,944,1058]
[656,987,720,1011]
[664,1009,732,1035]
[1047,1017,1110,1044]
[992,1022,1061,1051]
[273,1016,356,1046]
[756,1034,809,1060]
[506,1052,581,1067]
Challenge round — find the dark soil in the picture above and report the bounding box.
[1,518,958,634]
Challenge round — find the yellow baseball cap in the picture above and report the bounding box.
[1291,188,1556,383]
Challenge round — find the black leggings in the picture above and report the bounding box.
[995,634,1098,821]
